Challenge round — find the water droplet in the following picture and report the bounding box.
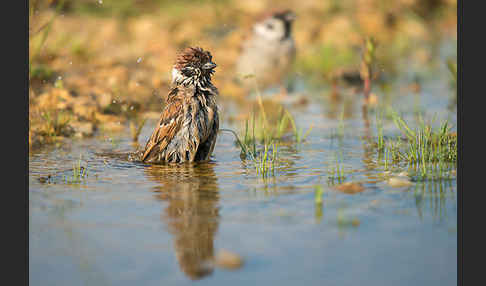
[137,57,142,63]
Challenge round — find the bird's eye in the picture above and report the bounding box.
[266,23,274,30]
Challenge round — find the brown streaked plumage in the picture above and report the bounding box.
[136,47,219,164]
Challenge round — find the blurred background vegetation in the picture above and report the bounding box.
[28,0,456,149]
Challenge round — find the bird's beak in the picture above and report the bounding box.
[285,12,296,22]
[203,62,217,70]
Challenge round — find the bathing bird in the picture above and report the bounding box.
[137,47,219,163]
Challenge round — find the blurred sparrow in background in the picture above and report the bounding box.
[236,9,296,92]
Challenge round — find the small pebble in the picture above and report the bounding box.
[370,199,379,206]
[387,177,413,188]
[366,93,379,105]
[214,249,244,270]
[335,182,365,194]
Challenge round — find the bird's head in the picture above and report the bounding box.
[172,47,217,88]
[253,9,296,41]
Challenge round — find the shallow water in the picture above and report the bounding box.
[29,42,456,285]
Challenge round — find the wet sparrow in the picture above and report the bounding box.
[236,9,296,90]
[138,47,219,163]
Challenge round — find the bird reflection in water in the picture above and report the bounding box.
[144,162,220,280]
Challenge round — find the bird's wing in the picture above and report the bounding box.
[141,87,185,161]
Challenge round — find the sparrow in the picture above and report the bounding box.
[236,9,296,90]
[137,47,219,164]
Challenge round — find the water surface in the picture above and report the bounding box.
[29,41,457,286]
